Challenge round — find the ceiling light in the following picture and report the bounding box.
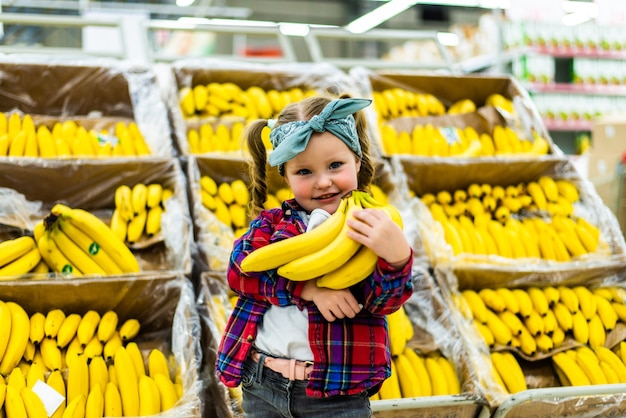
[176,0,195,6]
[345,0,418,34]
[562,11,593,26]
[279,23,310,37]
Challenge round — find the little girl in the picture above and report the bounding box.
[216,95,414,417]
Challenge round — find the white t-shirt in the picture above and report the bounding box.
[254,208,330,361]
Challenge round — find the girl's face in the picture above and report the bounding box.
[283,131,360,215]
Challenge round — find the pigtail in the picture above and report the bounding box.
[245,120,271,217]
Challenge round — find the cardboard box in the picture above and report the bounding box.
[0,273,201,417]
[0,56,174,158]
[0,158,192,275]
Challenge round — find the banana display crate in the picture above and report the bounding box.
[161,58,361,157]
[372,265,491,418]
[349,67,557,161]
[0,271,202,417]
[401,154,626,277]
[0,55,174,159]
[195,271,240,418]
[437,266,626,415]
[0,157,193,277]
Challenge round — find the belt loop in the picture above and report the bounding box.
[288,359,296,380]
[255,353,266,384]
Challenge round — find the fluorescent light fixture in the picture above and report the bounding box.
[176,0,195,6]
[437,31,459,46]
[562,11,593,26]
[345,0,418,34]
[279,23,310,37]
[563,1,598,17]
[178,17,277,27]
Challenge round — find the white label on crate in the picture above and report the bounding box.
[440,126,461,144]
[605,125,616,139]
[32,380,65,417]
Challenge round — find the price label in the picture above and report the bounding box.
[507,0,564,23]
[596,0,626,26]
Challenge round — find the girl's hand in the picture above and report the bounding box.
[346,208,412,268]
[301,280,362,322]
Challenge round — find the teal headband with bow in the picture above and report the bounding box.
[268,98,372,167]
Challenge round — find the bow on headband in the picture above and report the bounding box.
[268,98,372,167]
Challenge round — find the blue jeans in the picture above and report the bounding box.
[241,355,372,418]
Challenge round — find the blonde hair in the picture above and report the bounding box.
[245,95,375,216]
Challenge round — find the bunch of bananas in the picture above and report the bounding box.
[111,183,174,244]
[187,120,245,154]
[553,344,626,386]
[379,123,550,158]
[35,204,140,277]
[457,285,626,357]
[369,305,461,401]
[0,114,150,158]
[0,236,45,278]
[240,190,402,289]
[179,83,317,120]
[372,88,446,123]
[0,302,183,417]
[490,351,528,394]
[200,175,251,237]
[422,177,604,261]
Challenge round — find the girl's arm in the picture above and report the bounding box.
[227,209,307,307]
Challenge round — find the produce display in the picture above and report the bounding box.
[0,301,183,417]
[420,177,606,261]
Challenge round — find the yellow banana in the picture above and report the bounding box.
[542,309,558,336]
[461,289,488,324]
[518,326,538,356]
[491,351,527,393]
[146,183,163,209]
[57,219,123,275]
[538,176,559,203]
[527,287,549,316]
[126,210,147,244]
[126,342,146,378]
[241,196,349,272]
[50,204,139,273]
[103,332,122,361]
[21,386,48,418]
[403,348,431,396]
[85,384,104,418]
[593,346,626,383]
[145,206,163,237]
[44,309,66,340]
[47,370,66,418]
[40,337,63,371]
[67,354,89,404]
[316,246,377,290]
[7,366,26,391]
[595,294,617,331]
[83,337,103,360]
[475,322,495,347]
[65,337,84,368]
[526,181,548,210]
[524,309,544,337]
[96,310,118,344]
[119,318,141,342]
[495,287,520,314]
[154,371,180,412]
[552,302,573,332]
[0,246,41,278]
[535,333,554,353]
[109,209,127,244]
[5,385,28,418]
[394,352,422,398]
[572,310,589,344]
[512,289,534,319]
[587,314,606,348]
[138,375,161,415]
[0,302,30,376]
[0,236,37,269]
[148,349,171,379]
[29,312,45,346]
[115,346,139,416]
[387,306,409,357]
[48,223,107,276]
[114,185,134,222]
[498,310,524,336]
[56,313,82,349]
[277,195,362,281]
[552,351,590,386]
[131,183,148,215]
[575,348,607,385]
[479,288,506,313]
[64,393,87,418]
[77,310,101,347]
[485,309,513,346]
[437,355,461,394]
[88,355,109,393]
[425,356,449,395]
[104,382,123,417]
[573,286,597,320]
[558,286,580,314]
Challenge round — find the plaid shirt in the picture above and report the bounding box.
[216,199,414,398]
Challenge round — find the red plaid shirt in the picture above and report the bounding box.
[216,199,414,398]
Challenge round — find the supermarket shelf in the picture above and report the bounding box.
[522,45,626,60]
[371,394,490,418]
[543,118,594,132]
[525,82,626,96]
